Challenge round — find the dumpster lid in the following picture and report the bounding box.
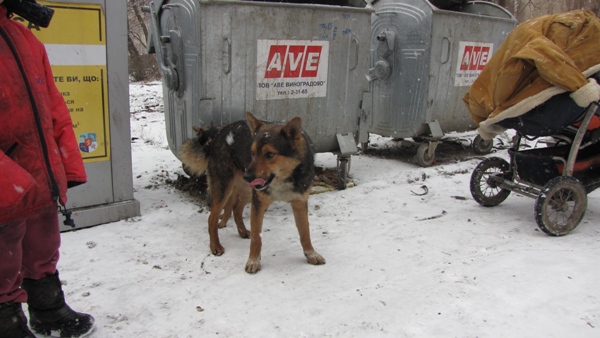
[454,1,515,20]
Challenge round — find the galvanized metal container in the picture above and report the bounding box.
[366,0,516,165]
[146,0,373,163]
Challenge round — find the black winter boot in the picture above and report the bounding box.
[21,271,95,338]
[0,302,37,338]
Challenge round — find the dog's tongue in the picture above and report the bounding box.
[248,178,266,189]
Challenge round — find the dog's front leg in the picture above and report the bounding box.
[290,199,326,266]
[245,193,270,274]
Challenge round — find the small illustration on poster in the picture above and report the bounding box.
[79,132,98,153]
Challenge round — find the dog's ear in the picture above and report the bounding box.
[282,116,303,143]
[246,112,262,134]
[192,126,202,137]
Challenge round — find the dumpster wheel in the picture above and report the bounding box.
[473,135,494,154]
[415,142,437,167]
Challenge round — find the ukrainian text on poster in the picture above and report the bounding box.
[18,2,109,163]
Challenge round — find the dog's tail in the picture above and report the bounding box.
[179,138,209,177]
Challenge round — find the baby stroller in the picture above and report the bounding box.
[469,84,600,236]
[464,10,600,236]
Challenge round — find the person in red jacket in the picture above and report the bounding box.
[0,1,95,337]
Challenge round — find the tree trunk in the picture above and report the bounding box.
[131,2,149,49]
[128,34,145,82]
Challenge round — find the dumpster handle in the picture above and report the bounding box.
[223,37,232,75]
[144,2,179,91]
[350,37,359,71]
[441,37,451,64]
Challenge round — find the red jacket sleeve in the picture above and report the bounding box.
[42,47,87,187]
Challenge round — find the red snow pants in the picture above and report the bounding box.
[0,205,60,304]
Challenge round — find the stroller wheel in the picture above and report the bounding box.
[535,176,587,236]
[470,157,511,206]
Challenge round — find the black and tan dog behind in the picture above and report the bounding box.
[179,113,325,273]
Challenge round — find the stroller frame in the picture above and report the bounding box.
[470,101,600,236]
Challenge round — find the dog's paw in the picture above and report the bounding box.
[237,228,251,239]
[305,251,326,265]
[210,243,225,256]
[245,258,261,274]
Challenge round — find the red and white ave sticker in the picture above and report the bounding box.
[454,41,493,87]
[256,40,329,100]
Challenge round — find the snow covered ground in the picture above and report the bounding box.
[54,81,600,337]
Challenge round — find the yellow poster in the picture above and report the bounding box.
[13,2,109,163]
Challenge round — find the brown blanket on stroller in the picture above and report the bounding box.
[463,10,600,139]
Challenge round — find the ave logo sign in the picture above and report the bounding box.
[454,41,494,87]
[459,44,491,71]
[264,45,323,78]
[257,40,329,100]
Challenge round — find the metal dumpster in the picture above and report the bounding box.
[145,0,373,188]
[365,0,516,166]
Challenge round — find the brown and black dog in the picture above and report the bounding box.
[179,113,325,273]
[179,121,252,249]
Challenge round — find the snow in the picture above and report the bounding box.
[54,81,600,337]
[226,132,235,146]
